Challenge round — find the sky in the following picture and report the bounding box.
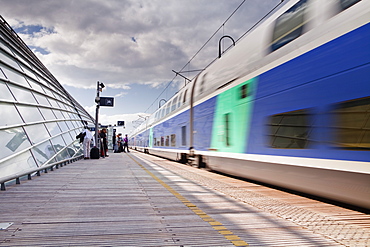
[0,0,286,134]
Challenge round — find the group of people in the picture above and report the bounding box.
[77,127,129,159]
[115,133,129,153]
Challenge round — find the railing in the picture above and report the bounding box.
[0,155,84,191]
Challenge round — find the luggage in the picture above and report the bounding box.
[90,147,100,159]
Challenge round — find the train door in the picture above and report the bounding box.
[210,78,257,153]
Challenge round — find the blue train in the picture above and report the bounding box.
[130,0,370,210]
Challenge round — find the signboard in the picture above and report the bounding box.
[117,121,125,126]
[99,97,114,107]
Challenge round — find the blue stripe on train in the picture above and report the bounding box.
[247,23,370,162]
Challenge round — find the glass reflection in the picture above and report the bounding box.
[17,105,44,123]
[39,107,57,121]
[45,122,61,137]
[33,92,51,106]
[0,103,24,126]
[57,121,70,132]
[0,127,31,160]
[0,81,14,101]
[8,85,38,104]
[24,124,50,144]
[31,140,56,166]
[1,66,29,87]
[50,134,70,161]
[63,132,74,144]
[0,151,37,178]
[0,51,20,69]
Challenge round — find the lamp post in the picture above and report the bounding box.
[94,81,105,147]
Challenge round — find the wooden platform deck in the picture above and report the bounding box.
[0,151,368,246]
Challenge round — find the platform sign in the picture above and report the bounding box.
[117,121,125,126]
[99,97,114,107]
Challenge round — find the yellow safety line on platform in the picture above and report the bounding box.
[128,154,249,247]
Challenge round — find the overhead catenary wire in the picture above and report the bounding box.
[144,0,285,114]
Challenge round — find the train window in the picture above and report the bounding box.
[165,136,170,146]
[269,109,311,148]
[181,126,187,146]
[166,103,171,115]
[339,0,361,10]
[171,96,178,112]
[240,84,249,99]
[183,89,188,104]
[177,92,183,108]
[199,73,207,95]
[332,97,370,150]
[224,113,231,146]
[271,0,308,52]
[171,134,176,147]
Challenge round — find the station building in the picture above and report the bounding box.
[0,16,94,179]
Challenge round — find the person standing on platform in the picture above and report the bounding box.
[123,134,129,152]
[82,127,95,159]
[100,128,109,157]
[117,133,123,153]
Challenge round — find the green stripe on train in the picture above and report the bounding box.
[210,77,257,153]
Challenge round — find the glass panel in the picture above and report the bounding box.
[48,98,61,108]
[27,79,45,94]
[0,127,31,160]
[17,105,44,123]
[8,85,37,104]
[0,67,7,79]
[33,92,51,106]
[171,97,178,111]
[224,113,231,146]
[57,121,69,132]
[24,124,50,144]
[39,107,57,120]
[51,135,71,161]
[280,114,308,126]
[69,121,76,129]
[1,66,29,87]
[0,103,23,126]
[171,134,176,147]
[0,150,37,178]
[20,65,38,81]
[45,122,62,137]
[73,142,83,156]
[31,140,56,166]
[0,51,21,69]
[181,126,187,146]
[53,110,65,119]
[38,77,50,87]
[0,81,15,101]
[340,0,361,10]
[240,84,248,99]
[269,109,311,149]
[271,0,308,52]
[0,40,13,53]
[272,136,307,149]
[333,97,370,149]
[165,136,169,146]
[63,132,74,144]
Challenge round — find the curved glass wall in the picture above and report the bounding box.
[0,16,94,179]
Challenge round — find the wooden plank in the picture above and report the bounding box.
[1,151,364,246]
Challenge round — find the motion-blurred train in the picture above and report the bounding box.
[130,0,370,210]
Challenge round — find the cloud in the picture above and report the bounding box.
[1,0,281,90]
[1,0,284,116]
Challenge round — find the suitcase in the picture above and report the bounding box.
[90,147,100,159]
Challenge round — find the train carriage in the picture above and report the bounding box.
[130,0,370,210]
